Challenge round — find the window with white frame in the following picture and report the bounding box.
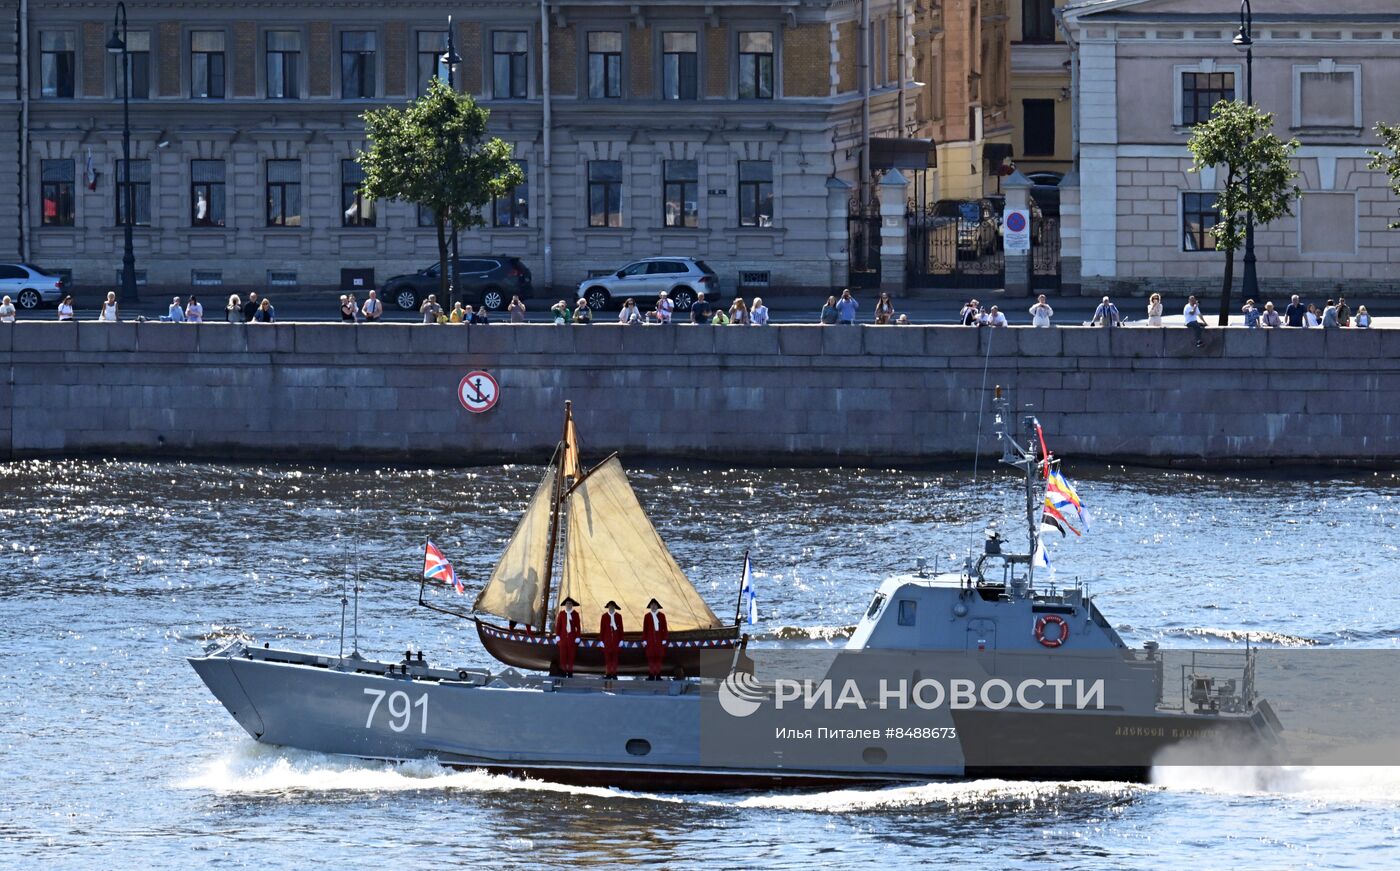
[587,32,622,99]
[1172,61,1240,127]
[1293,60,1361,129]
[1181,192,1220,252]
[738,32,774,99]
[492,32,528,99]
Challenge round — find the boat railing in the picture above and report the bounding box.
[1175,649,1256,714]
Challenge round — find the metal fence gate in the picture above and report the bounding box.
[847,200,882,289]
[905,207,1005,288]
[1031,216,1061,291]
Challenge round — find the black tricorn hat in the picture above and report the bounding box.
[561,596,579,607]
[604,600,619,609]
[647,598,662,609]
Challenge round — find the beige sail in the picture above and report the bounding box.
[473,468,556,627]
[559,457,723,633]
[562,408,582,482]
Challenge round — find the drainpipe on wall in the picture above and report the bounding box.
[896,0,906,135]
[19,0,30,261]
[540,0,553,290]
[859,0,871,206]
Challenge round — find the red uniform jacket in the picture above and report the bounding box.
[599,612,624,649]
[643,610,669,646]
[555,609,581,646]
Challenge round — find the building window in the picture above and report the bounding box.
[492,31,528,99]
[191,160,226,227]
[1295,62,1361,129]
[418,204,436,227]
[662,32,698,100]
[116,32,151,100]
[266,160,302,227]
[1022,0,1057,43]
[587,32,622,99]
[341,160,374,226]
[493,160,529,227]
[1181,72,1233,125]
[417,31,449,97]
[587,160,622,227]
[40,159,75,226]
[1022,99,1056,156]
[266,31,301,99]
[738,161,774,227]
[191,31,226,99]
[663,160,698,228]
[1182,192,1220,251]
[737,32,774,99]
[40,32,76,98]
[342,31,377,99]
[116,159,151,226]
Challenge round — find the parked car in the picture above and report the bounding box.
[931,199,999,258]
[0,263,66,310]
[381,257,532,312]
[1026,172,1063,217]
[577,257,720,311]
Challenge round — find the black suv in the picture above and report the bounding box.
[382,257,532,311]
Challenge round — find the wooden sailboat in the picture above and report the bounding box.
[469,402,740,676]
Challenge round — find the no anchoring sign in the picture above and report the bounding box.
[458,371,500,413]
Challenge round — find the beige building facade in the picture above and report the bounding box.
[1062,0,1400,297]
[1009,0,1072,179]
[1,0,1013,297]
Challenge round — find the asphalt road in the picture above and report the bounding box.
[9,288,1396,327]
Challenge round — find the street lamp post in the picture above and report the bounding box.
[1233,0,1258,302]
[106,1,138,303]
[441,17,463,308]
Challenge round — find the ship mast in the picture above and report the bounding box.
[993,386,1041,591]
[538,400,572,629]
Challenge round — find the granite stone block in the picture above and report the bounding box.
[1014,327,1064,357]
[136,323,199,353]
[245,325,295,353]
[778,326,824,356]
[294,324,362,356]
[674,326,717,355]
[196,324,249,353]
[820,326,862,356]
[862,326,925,357]
[14,323,80,352]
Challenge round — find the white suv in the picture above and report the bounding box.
[578,257,719,311]
[0,263,66,310]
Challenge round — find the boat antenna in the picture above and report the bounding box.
[352,520,361,658]
[992,389,1042,592]
[965,330,997,575]
[339,539,349,661]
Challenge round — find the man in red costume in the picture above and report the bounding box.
[642,598,668,680]
[555,596,581,677]
[599,600,624,679]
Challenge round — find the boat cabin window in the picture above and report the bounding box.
[866,594,886,620]
[897,600,917,626]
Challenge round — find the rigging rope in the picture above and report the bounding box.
[966,326,997,569]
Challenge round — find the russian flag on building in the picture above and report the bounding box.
[423,540,463,594]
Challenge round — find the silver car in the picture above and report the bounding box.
[577,257,719,311]
[0,263,66,310]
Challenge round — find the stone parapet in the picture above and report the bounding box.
[1,323,1396,465]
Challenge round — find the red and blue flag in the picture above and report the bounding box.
[423,540,463,594]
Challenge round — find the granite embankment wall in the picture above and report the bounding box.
[1,322,1397,466]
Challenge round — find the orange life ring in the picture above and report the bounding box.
[1035,614,1069,648]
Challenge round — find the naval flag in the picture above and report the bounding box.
[1033,538,1053,576]
[423,540,463,594]
[739,552,759,625]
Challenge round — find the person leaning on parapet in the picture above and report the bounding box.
[1356,305,1372,328]
[0,296,15,323]
[550,299,570,324]
[340,294,357,322]
[1304,303,1320,328]
[469,305,490,325]
[689,291,712,324]
[420,294,443,324]
[1241,299,1260,329]
[728,297,750,325]
[1283,294,1307,328]
[710,306,730,325]
[819,295,838,324]
[986,305,1008,327]
[958,299,978,326]
[573,298,593,324]
[449,301,466,323]
[362,290,384,323]
[226,294,243,323]
[895,313,911,325]
[1337,297,1352,327]
[1260,301,1282,328]
[751,296,770,326]
[508,295,527,323]
[874,291,895,325]
[619,297,642,325]
[1183,295,1206,347]
[1029,294,1054,327]
[835,288,859,325]
[1321,299,1340,329]
[57,295,75,322]
[654,289,673,324]
[242,291,260,322]
[1091,296,1121,328]
[254,298,276,322]
[163,296,185,323]
[1144,293,1164,327]
[100,291,119,322]
[186,295,204,323]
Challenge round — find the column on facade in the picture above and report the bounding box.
[1000,168,1032,298]
[876,170,908,293]
[1058,168,1082,295]
[826,177,854,290]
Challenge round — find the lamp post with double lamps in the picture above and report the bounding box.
[106,1,138,303]
[1232,0,1258,302]
[441,17,463,307]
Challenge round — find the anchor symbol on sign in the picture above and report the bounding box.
[466,378,488,404]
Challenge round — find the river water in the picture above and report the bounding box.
[2,460,1398,870]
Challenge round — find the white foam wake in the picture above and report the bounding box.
[1152,765,1400,804]
[179,741,675,803]
[724,779,1145,812]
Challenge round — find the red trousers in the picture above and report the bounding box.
[645,643,665,678]
[602,645,620,676]
[558,639,576,674]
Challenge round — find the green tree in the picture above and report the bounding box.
[1367,122,1400,229]
[1186,101,1300,325]
[357,78,523,301]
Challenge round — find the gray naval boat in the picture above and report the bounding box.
[190,390,1284,788]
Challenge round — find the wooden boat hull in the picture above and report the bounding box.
[475,618,739,677]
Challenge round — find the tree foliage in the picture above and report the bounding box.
[1367,122,1400,230]
[1187,101,1300,324]
[357,78,524,299]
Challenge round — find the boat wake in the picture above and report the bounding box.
[1152,765,1400,804]
[720,779,1147,812]
[1164,627,1320,647]
[179,742,675,803]
[759,625,856,643]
